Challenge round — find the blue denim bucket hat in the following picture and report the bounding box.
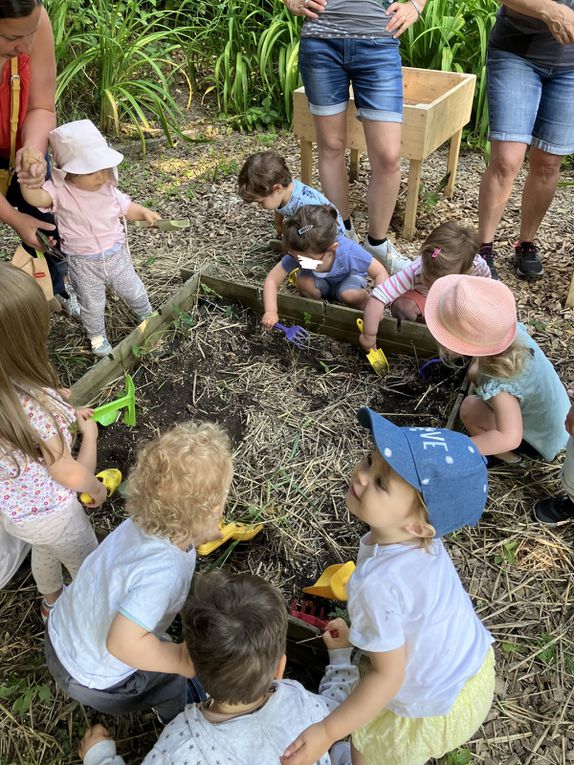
[357,408,488,536]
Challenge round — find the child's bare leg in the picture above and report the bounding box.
[340,288,370,309]
[351,742,368,765]
[390,297,422,322]
[460,395,521,462]
[297,274,322,300]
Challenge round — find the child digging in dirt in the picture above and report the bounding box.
[359,221,491,351]
[424,275,570,468]
[281,409,495,765]
[44,422,233,723]
[262,204,388,329]
[0,263,105,621]
[20,119,160,357]
[78,570,358,765]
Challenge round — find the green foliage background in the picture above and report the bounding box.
[46,0,499,145]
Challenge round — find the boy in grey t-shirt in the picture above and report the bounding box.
[79,571,358,765]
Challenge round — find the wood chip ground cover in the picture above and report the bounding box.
[1,123,573,765]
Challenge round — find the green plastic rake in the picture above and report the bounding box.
[91,374,136,427]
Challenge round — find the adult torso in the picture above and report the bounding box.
[302,0,393,38]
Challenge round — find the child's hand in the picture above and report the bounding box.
[262,311,279,329]
[82,479,107,509]
[359,332,377,351]
[58,387,72,400]
[76,409,98,439]
[78,724,111,759]
[322,618,351,650]
[141,209,161,226]
[566,401,574,439]
[281,721,332,765]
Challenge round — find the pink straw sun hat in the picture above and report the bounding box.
[424,275,517,357]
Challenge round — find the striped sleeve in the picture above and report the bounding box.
[371,260,421,305]
[472,254,492,278]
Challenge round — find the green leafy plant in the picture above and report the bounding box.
[494,539,518,565]
[0,677,52,718]
[440,749,473,765]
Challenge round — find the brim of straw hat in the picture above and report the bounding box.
[424,274,517,357]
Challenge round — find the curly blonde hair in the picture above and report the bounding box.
[477,338,531,380]
[125,421,233,545]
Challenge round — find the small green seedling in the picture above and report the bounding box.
[92,374,136,427]
[440,749,473,765]
[494,539,518,565]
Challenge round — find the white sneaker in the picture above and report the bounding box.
[56,288,81,319]
[90,335,112,357]
[345,222,360,243]
[362,238,411,275]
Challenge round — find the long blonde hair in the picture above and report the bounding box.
[0,263,66,468]
[477,338,531,380]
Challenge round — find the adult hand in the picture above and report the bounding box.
[262,311,279,329]
[544,1,574,44]
[78,724,111,759]
[15,147,47,189]
[386,0,420,38]
[11,211,55,250]
[284,0,327,21]
[281,722,332,765]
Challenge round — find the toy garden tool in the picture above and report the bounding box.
[80,468,122,505]
[303,561,355,602]
[289,599,328,631]
[419,357,442,381]
[197,521,264,556]
[288,268,299,287]
[273,322,309,350]
[92,374,136,427]
[133,218,190,232]
[356,318,389,376]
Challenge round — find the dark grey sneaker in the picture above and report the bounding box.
[514,241,544,280]
[479,244,499,281]
[532,496,574,526]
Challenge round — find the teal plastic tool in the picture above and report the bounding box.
[92,374,136,427]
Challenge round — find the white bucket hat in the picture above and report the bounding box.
[48,119,124,186]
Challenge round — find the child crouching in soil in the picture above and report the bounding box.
[78,570,359,765]
[282,410,495,765]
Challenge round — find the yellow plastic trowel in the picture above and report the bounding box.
[80,468,122,505]
[302,561,356,602]
[356,318,389,375]
[197,521,264,556]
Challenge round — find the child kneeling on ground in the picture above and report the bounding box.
[78,570,359,765]
[282,410,495,765]
[262,205,388,329]
[45,422,234,723]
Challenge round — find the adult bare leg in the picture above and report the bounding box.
[313,111,350,219]
[518,147,562,242]
[362,119,401,240]
[478,140,527,244]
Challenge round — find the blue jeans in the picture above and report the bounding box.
[487,48,574,154]
[310,272,367,300]
[299,36,403,122]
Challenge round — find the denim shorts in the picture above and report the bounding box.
[299,36,403,122]
[311,273,367,300]
[487,48,574,154]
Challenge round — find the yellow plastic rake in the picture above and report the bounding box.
[356,318,389,376]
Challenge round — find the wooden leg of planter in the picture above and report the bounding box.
[403,159,422,240]
[350,148,360,182]
[567,269,574,308]
[445,128,463,198]
[301,140,313,185]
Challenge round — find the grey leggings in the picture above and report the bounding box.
[68,243,152,337]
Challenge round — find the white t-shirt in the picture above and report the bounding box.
[348,535,493,717]
[48,518,196,689]
[0,388,76,524]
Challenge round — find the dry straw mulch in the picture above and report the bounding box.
[1,120,573,765]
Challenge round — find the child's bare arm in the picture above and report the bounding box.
[44,433,106,508]
[262,263,289,328]
[469,391,523,455]
[360,295,386,350]
[367,259,389,287]
[19,149,52,208]
[281,645,406,765]
[125,203,161,226]
[106,613,196,678]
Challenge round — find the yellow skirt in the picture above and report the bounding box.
[352,648,495,765]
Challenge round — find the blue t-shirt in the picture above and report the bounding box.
[277,179,346,236]
[281,235,372,284]
[475,323,570,461]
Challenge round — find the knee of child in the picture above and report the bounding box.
[391,298,420,322]
[297,276,319,298]
[460,395,481,426]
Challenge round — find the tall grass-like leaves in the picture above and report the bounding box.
[46,0,194,149]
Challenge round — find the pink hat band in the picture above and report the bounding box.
[424,275,517,357]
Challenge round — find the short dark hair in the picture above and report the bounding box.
[0,0,42,19]
[182,571,288,704]
[283,204,338,254]
[237,152,292,202]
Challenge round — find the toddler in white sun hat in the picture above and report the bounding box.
[21,119,160,356]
